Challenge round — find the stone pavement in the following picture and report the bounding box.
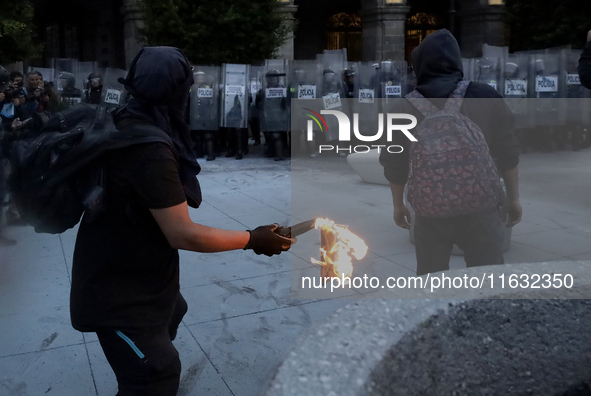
[2,148,591,396]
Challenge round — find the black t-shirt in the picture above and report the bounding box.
[70,142,186,333]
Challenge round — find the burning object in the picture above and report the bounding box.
[312,218,367,279]
[276,217,367,280]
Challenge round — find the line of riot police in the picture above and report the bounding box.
[25,59,130,112]
[25,47,590,159]
[189,50,411,161]
[462,46,591,152]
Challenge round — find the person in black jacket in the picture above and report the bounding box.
[70,47,295,395]
[379,29,522,276]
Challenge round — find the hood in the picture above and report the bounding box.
[411,29,463,98]
[117,46,202,208]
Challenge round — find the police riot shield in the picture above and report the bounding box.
[316,52,347,141]
[53,58,83,107]
[51,58,78,75]
[189,66,220,131]
[100,68,127,107]
[221,63,249,129]
[354,62,378,101]
[260,59,289,133]
[52,58,78,88]
[342,65,356,99]
[377,60,407,99]
[289,60,321,133]
[77,61,98,93]
[527,49,563,127]
[290,60,320,100]
[502,53,530,128]
[564,49,590,125]
[249,65,264,123]
[352,62,379,142]
[317,50,347,85]
[94,68,128,126]
[462,58,474,82]
[319,49,348,68]
[482,44,508,60]
[474,57,501,93]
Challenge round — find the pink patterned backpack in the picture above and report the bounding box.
[405,81,503,218]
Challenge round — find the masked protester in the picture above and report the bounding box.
[69,47,295,396]
[380,29,522,276]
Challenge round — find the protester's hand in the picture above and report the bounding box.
[587,29,591,42]
[502,200,522,227]
[11,118,23,130]
[245,223,296,256]
[394,205,411,230]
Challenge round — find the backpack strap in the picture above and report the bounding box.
[443,80,470,113]
[404,89,440,117]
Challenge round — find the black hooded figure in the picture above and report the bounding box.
[69,47,294,395]
[379,29,522,277]
[115,47,203,207]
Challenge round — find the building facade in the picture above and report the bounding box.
[30,0,506,69]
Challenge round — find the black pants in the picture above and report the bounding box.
[226,128,247,156]
[249,117,261,144]
[96,293,188,396]
[414,208,505,276]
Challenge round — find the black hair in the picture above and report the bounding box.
[9,71,23,81]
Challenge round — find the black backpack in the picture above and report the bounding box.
[8,103,174,234]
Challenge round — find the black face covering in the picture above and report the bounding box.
[117,46,202,208]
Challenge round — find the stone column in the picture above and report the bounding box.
[460,0,506,58]
[361,0,410,62]
[120,0,145,69]
[274,1,298,60]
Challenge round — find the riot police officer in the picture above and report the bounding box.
[257,69,289,161]
[190,69,219,161]
[58,72,83,108]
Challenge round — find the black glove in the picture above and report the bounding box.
[244,223,295,257]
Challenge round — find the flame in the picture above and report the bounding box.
[310,218,368,278]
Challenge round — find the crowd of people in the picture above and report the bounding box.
[2,29,591,395]
[2,29,591,250]
[0,67,104,245]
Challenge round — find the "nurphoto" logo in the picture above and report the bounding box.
[303,109,418,154]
